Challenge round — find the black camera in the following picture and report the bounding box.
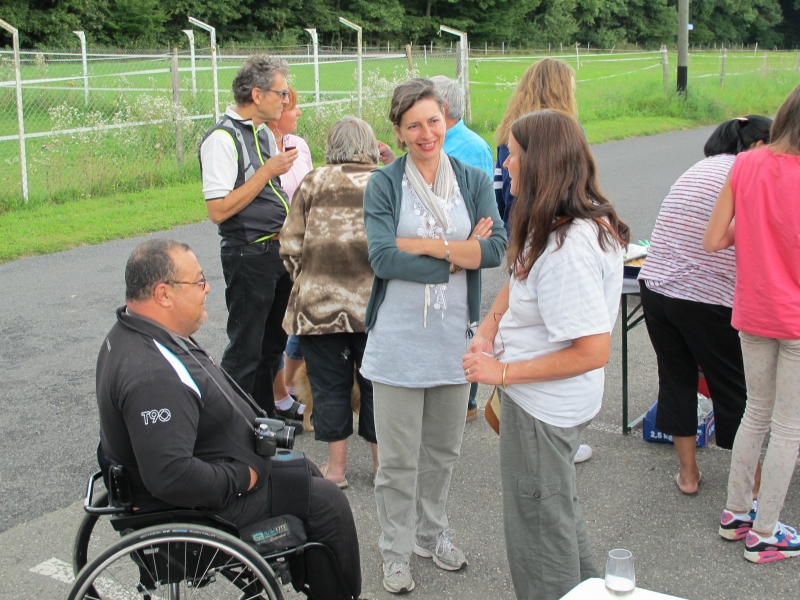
[254,418,296,457]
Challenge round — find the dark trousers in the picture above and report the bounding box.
[221,460,361,600]
[299,333,376,444]
[639,281,747,448]
[220,240,292,414]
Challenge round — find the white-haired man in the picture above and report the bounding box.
[431,75,494,422]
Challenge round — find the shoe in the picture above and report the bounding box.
[382,561,414,594]
[413,529,467,571]
[320,464,348,489]
[743,521,800,563]
[574,444,593,464]
[719,501,757,541]
[466,407,478,423]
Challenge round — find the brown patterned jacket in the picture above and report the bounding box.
[280,162,375,335]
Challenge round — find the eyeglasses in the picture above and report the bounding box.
[166,277,208,291]
[263,88,290,99]
[493,312,505,358]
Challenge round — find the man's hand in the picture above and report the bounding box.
[262,148,298,179]
[248,467,258,490]
[377,141,395,165]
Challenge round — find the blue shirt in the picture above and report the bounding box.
[443,119,494,181]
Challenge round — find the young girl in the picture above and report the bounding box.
[704,84,800,563]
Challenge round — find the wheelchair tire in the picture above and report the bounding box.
[69,523,283,600]
[72,490,110,576]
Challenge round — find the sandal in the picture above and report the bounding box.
[321,464,349,489]
[274,400,305,425]
[674,472,702,496]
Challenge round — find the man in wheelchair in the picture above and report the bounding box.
[95,238,362,599]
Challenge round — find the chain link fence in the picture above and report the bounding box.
[0,30,459,206]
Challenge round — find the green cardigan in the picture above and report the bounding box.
[363,154,508,332]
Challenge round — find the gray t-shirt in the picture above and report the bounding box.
[361,175,471,388]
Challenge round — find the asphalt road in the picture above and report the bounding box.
[2,125,797,599]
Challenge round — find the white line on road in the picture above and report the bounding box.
[29,557,74,584]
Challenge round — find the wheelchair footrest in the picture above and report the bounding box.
[270,558,292,585]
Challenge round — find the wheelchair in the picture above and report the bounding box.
[70,456,354,600]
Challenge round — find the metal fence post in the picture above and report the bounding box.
[439,25,471,124]
[661,44,669,90]
[720,47,727,88]
[171,48,183,164]
[0,19,28,202]
[576,42,580,69]
[73,30,89,106]
[762,52,767,78]
[189,17,219,123]
[182,29,197,95]
[796,52,799,78]
[338,18,362,117]
[304,29,320,115]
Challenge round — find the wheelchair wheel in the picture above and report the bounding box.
[73,491,120,576]
[69,523,283,600]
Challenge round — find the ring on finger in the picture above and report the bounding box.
[465,368,471,376]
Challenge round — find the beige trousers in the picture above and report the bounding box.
[372,382,469,562]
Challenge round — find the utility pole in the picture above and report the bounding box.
[677,0,689,93]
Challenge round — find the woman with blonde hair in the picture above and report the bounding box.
[494,59,578,229]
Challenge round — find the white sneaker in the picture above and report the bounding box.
[574,444,593,463]
[383,560,414,594]
[413,529,468,571]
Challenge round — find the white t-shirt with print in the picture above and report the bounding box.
[494,219,624,428]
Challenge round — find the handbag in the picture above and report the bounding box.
[485,386,501,435]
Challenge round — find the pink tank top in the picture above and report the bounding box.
[729,147,800,339]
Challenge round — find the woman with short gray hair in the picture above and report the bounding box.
[279,116,384,491]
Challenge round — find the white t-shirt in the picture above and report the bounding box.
[494,218,624,428]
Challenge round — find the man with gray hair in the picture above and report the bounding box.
[431,75,494,180]
[431,75,494,423]
[199,55,304,424]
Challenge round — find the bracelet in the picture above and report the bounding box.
[502,363,508,390]
[444,250,450,262]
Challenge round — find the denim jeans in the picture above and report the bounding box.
[726,332,800,533]
[220,239,292,414]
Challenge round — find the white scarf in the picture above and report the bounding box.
[404,151,454,240]
[404,152,456,327]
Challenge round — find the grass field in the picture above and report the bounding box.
[2,48,798,261]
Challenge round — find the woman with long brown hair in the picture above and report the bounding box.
[464,109,629,599]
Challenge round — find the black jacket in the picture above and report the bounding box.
[96,307,270,513]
